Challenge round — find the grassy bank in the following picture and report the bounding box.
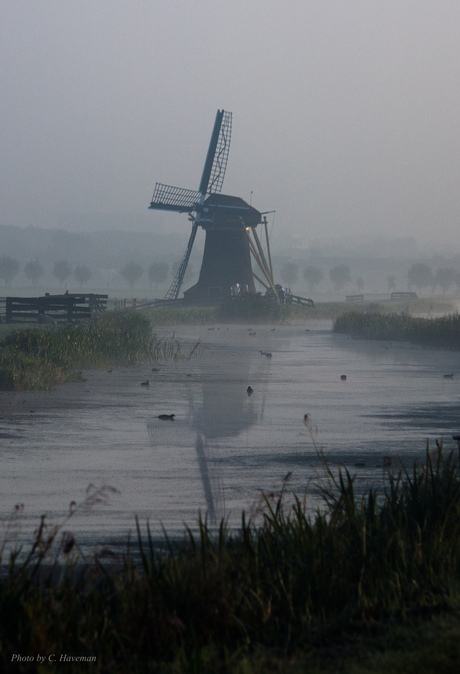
[1,444,460,672]
[0,311,185,391]
[334,311,460,349]
[145,297,457,326]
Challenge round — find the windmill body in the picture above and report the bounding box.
[185,193,261,302]
[149,110,268,303]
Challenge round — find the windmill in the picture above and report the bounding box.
[149,110,277,303]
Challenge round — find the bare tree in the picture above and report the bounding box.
[24,259,44,288]
[120,261,143,290]
[53,260,72,288]
[407,263,433,294]
[148,262,169,290]
[303,266,323,293]
[74,264,92,289]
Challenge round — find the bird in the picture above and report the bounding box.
[152,367,160,372]
[141,380,149,386]
[265,352,272,358]
[247,386,254,396]
[158,414,175,421]
[340,375,347,381]
[443,373,454,379]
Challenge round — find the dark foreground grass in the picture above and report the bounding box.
[2,443,460,672]
[334,311,460,349]
[0,311,188,391]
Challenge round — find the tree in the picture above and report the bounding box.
[303,266,323,293]
[280,262,299,288]
[74,264,92,289]
[53,260,72,288]
[24,259,44,288]
[387,275,396,293]
[148,262,169,290]
[329,265,351,292]
[120,261,143,290]
[434,267,455,296]
[0,255,20,289]
[407,263,433,294]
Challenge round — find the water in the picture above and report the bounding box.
[1,322,460,553]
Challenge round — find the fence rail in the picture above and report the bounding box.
[390,291,418,300]
[0,294,108,324]
[114,298,185,311]
[346,292,419,303]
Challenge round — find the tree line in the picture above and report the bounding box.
[0,256,178,291]
[281,261,460,295]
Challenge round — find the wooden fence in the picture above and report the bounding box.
[114,298,185,311]
[390,291,418,301]
[0,294,108,324]
[346,292,419,303]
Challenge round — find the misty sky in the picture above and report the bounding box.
[2,1,460,254]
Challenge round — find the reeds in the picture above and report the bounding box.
[334,311,460,349]
[1,444,460,671]
[0,311,186,391]
[147,306,217,325]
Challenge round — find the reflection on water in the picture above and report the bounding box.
[147,343,263,524]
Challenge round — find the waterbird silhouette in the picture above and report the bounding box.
[247,386,254,396]
[340,375,347,381]
[141,380,149,386]
[158,414,175,421]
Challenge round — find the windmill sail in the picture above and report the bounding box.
[164,221,198,301]
[150,183,200,212]
[199,110,232,196]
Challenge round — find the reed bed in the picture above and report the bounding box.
[0,311,185,391]
[147,306,217,325]
[334,311,460,349]
[1,445,460,672]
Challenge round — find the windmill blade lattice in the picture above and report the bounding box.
[204,111,232,196]
[150,183,201,212]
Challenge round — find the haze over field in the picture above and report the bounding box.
[2,1,460,256]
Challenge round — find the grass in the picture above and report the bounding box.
[0,311,190,391]
[334,311,460,349]
[1,441,460,672]
[143,297,457,326]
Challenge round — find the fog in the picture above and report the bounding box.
[2,1,460,257]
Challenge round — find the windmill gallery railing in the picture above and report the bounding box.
[0,294,108,324]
